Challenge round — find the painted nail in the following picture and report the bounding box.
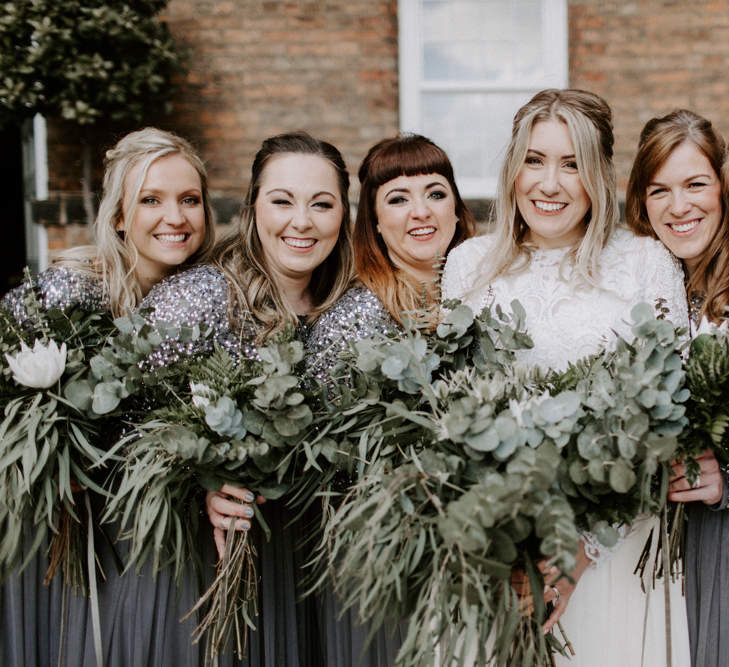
[243,491,255,503]
[243,506,254,518]
[239,519,251,531]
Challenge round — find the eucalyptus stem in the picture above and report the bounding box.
[189,526,258,666]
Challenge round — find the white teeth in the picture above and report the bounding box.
[534,201,566,212]
[156,234,187,242]
[409,227,436,236]
[670,220,699,233]
[283,237,316,248]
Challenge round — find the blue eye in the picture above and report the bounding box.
[182,196,201,206]
[428,190,447,200]
[525,156,542,166]
[140,196,159,205]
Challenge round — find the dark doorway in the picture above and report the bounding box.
[0,125,26,294]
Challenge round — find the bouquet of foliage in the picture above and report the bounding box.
[0,279,115,593]
[644,316,729,578]
[319,302,687,667]
[103,335,343,663]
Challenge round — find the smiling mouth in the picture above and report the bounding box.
[409,226,436,238]
[533,200,567,213]
[283,237,316,249]
[668,219,700,234]
[155,233,190,243]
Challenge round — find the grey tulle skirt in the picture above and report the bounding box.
[685,503,729,667]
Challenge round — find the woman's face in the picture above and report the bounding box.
[515,119,591,249]
[121,153,207,289]
[644,141,722,277]
[255,153,344,289]
[374,172,458,280]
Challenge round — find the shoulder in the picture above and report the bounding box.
[140,265,230,328]
[604,227,683,276]
[442,233,497,301]
[2,265,105,324]
[312,286,395,339]
[446,233,496,267]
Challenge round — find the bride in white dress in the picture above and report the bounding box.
[441,89,690,666]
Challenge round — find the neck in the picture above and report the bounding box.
[683,257,699,281]
[275,273,312,316]
[136,269,167,297]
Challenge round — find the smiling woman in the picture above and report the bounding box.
[135,131,354,667]
[442,88,691,666]
[626,109,729,667]
[0,127,215,667]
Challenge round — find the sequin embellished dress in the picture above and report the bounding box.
[129,264,321,667]
[684,299,729,667]
[442,228,691,667]
[306,285,406,667]
[1,266,106,667]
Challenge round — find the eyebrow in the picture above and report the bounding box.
[384,181,447,198]
[265,188,336,199]
[647,173,713,187]
[526,149,576,160]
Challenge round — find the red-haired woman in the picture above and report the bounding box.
[305,133,475,665]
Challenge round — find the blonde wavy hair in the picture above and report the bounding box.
[58,127,215,316]
[212,132,354,342]
[475,89,618,293]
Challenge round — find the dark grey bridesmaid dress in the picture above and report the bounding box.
[306,285,405,667]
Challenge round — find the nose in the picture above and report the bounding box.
[411,195,432,221]
[540,165,560,196]
[162,201,185,225]
[290,204,313,230]
[668,189,692,217]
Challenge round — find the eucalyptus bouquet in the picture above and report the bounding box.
[103,336,340,663]
[646,316,729,578]
[320,302,688,667]
[0,281,115,592]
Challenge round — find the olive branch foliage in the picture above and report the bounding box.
[0,278,115,592]
[316,301,688,667]
[101,331,345,662]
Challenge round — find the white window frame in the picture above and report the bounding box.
[398,0,569,198]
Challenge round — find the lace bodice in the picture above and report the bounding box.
[442,227,689,563]
[442,227,689,372]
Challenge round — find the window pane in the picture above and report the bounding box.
[421,91,533,183]
[422,0,546,82]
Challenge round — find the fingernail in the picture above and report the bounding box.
[243,491,255,503]
[239,520,251,531]
[243,506,254,518]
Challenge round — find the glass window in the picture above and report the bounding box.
[399,0,568,197]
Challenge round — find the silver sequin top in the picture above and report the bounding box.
[139,264,260,367]
[2,265,107,325]
[305,285,397,387]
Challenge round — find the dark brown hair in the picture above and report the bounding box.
[213,131,354,340]
[353,133,475,323]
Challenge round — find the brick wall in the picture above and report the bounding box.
[41,0,729,253]
[568,0,729,191]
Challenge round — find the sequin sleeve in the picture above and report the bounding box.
[138,265,254,367]
[1,265,106,325]
[305,286,397,388]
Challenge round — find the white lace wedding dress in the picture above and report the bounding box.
[441,227,691,666]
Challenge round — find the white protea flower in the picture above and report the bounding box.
[190,382,215,408]
[5,339,67,389]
